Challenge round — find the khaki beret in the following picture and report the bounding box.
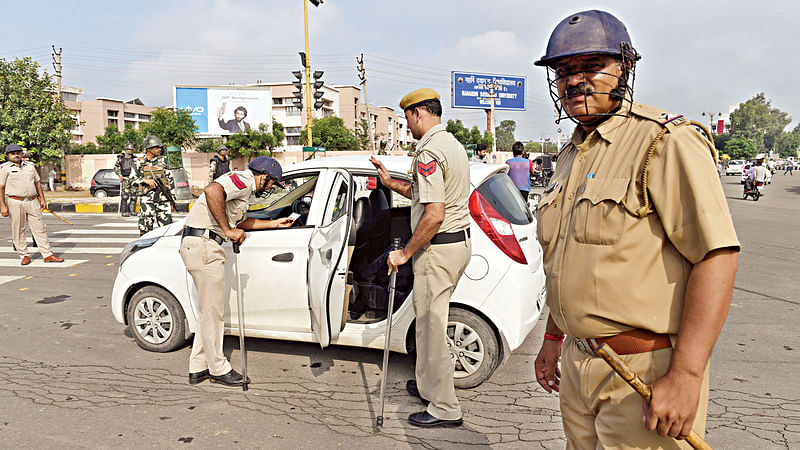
[399,88,440,110]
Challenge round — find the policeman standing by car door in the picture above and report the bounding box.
[370,88,471,428]
[180,156,294,387]
[130,135,175,236]
[114,141,137,217]
[208,145,231,183]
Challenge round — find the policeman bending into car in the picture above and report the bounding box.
[371,88,471,428]
[181,156,294,387]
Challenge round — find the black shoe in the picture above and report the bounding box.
[408,411,463,428]
[209,369,249,387]
[406,379,430,405]
[188,369,210,385]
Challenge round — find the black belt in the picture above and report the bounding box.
[182,227,225,246]
[430,229,470,245]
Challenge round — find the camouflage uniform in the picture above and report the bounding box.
[113,153,137,216]
[130,155,175,234]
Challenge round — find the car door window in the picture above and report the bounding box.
[247,173,319,224]
[324,174,349,226]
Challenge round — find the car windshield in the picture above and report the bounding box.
[476,173,533,225]
[249,174,318,212]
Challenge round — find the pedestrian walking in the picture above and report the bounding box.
[114,141,138,217]
[0,144,64,265]
[506,141,535,200]
[785,160,793,175]
[532,10,739,448]
[370,87,471,428]
[180,156,293,387]
[48,167,56,191]
[208,145,231,183]
[130,135,175,236]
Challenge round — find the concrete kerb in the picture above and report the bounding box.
[48,201,193,213]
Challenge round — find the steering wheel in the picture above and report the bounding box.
[290,196,312,226]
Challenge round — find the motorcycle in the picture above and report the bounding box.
[743,179,764,201]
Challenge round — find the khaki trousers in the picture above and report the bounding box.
[560,335,709,450]
[7,198,53,259]
[179,235,232,376]
[412,238,471,420]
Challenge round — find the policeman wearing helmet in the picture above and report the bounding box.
[180,156,293,387]
[532,10,740,448]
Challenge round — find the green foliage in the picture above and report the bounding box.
[140,108,197,149]
[69,142,105,154]
[300,116,358,151]
[196,137,224,153]
[729,93,791,152]
[712,132,732,156]
[96,124,144,154]
[494,120,516,151]
[225,123,277,160]
[0,57,75,162]
[525,140,559,153]
[270,119,285,147]
[724,136,759,159]
[445,119,493,149]
[775,132,800,158]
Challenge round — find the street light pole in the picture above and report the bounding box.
[304,0,313,147]
[701,111,722,135]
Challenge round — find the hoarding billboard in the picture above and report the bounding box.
[451,71,526,111]
[174,85,272,135]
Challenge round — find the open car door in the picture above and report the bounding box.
[307,169,354,348]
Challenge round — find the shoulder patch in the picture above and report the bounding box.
[659,113,686,126]
[418,160,437,177]
[229,173,246,189]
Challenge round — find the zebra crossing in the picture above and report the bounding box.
[0,216,141,284]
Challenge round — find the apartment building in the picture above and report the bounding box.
[335,85,412,151]
[62,88,158,145]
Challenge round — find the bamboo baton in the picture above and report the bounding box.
[594,343,712,450]
[42,208,72,226]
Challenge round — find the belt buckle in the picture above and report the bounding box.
[576,338,600,356]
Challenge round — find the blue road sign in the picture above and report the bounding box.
[451,71,526,111]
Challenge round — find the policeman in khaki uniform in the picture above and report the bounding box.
[130,135,175,236]
[531,11,739,448]
[371,88,471,428]
[181,156,294,387]
[0,144,64,265]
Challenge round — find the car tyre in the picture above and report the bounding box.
[448,307,500,389]
[126,286,187,352]
[94,189,108,198]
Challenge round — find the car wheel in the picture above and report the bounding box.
[94,189,108,198]
[126,286,187,352]
[447,308,500,389]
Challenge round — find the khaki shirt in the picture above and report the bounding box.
[0,161,39,198]
[409,124,470,234]
[536,103,740,338]
[185,170,255,238]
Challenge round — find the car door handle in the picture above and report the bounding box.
[272,252,294,262]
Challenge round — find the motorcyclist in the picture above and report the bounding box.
[744,160,769,194]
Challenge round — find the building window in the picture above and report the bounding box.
[124,112,135,119]
[124,120,136,128]
[61,92,77,102]
[287,136,300,145]
[285,127,302,134]
[108,119,118,126]
[107,110,118,117]
[273,98,283,105]
[138,114,150,121]
[285,106,301,116]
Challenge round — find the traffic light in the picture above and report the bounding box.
[310,0,323,6]
[312,70,324,109]
[292,70,303,110]
[298,52,307,68]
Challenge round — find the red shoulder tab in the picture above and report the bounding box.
[417,160,437,177]
[230,173,246,189]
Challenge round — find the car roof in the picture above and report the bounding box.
[284,155,507,185]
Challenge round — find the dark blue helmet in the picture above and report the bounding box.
[248,156,284,187]
[5,143,23,154]
[534,10,638,67]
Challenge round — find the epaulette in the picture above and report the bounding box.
[630,103,689,133]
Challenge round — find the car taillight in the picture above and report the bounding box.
[91,178,95,187]
[468,190,527,264]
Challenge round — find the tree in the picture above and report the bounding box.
[140,108,197,149]
[96,124,144,154]
[196,137,224,153]
[729,93,791,153]
[775,131,800,158]
[0,57,75,162]
[494,119,516,151]
[354,118,385,151]
[445,119,493,149]
[724,136,758,159]
[300,116,358,150]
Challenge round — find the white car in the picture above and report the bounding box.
[726,160,746,176]
[111,156,546,388]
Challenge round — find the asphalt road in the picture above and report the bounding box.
[0,171,798,449]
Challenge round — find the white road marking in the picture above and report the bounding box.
[0,259,87,267]
[95,222,140,227]
[0,275,25,286]
[0,247,122,254]
[53,229,139,235]
[19,237,134,244]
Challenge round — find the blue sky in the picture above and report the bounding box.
[2,0,798,141]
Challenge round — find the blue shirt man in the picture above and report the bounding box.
[506,141,534,199]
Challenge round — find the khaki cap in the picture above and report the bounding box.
[399,88,440,110]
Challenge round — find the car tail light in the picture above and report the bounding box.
[367,177,377,189]
[469,190,527,264]
[91,178,95,187]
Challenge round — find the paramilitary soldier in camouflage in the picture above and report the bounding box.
[131,135,175,236]
[114,141,137,217]
[208,144,231,183]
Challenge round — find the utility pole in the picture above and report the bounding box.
[485,78,499,153]
[356,53,375,153]
[51,45,63,100]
